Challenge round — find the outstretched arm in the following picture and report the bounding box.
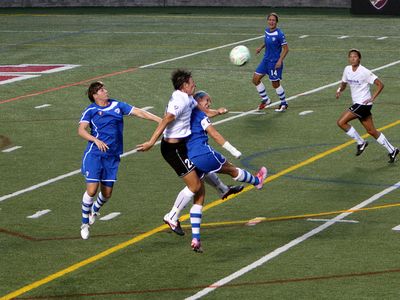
[206,124,241,159]
[131,108,162,123]
[136,113,175,152]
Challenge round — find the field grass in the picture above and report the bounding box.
[0,7,399,300]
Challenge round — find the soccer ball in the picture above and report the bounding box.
[229,45,251,66]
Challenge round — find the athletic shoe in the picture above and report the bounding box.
[356,141,368,156]
[255,167,268,190]
[163,213,185,236]
[258,99,271,110]
[89,208,99,225]
[191,238,203,253]
[274,104,288,112]
[221,185,244,199]
[80,224,90,240]
[388,148,399,163]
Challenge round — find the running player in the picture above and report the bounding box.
[253,12,289,112]
[78,81,161,239]
[336,49,399,162]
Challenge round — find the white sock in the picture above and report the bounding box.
[204,173,229,196]
[256,82,270,102]
[346,126,364,145]
[81,192,94,224]
[168,186,195,222]
[376,133,396,153]
[275,85,286,103]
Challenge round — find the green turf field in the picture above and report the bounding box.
[0,7,399,300]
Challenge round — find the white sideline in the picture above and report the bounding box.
[0,51,399,202]
[185,181,400,300]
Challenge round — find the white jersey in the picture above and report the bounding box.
[341,64,378,105]
[163,89,197,139]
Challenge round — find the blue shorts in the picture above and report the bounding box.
[190,150,226,174]
[81,153,120,186]
[255,58,283,81]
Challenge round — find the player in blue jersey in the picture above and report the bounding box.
[253,12,289,112]
[78,81,161,240]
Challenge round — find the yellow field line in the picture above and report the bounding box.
[178,202,400,228]
[2,119,399,300]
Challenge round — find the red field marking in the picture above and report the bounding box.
[0,67,139,105]
[0,65,65,73]
[14,268,400,299]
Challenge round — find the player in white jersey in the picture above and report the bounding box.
[336,49,399,163]
[78,81,161,239]
[137,69,238,252]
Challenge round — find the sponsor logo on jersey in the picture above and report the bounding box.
[369,0,388,10]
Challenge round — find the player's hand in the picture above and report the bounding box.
[217,107,228,115]
[335,90,341,99]
[94,139,109,152]
[136,141,153,152]
[274,61,282,69]
[256,47,262,55]
[363,98,372,104]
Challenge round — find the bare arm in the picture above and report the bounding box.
[131,108,162,123]
[335,82,347,99]
[370,78,384,103]
[78,122,109,152]
[206,124,241,158]
[136,113,175,151]
[275,44,289,69]
[256,43,265,55]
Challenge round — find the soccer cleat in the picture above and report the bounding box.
[356,141,368,156]
[255,167,268,190]
[258,99,271,110]
[191,238,203,253]
[388,148,399,163]
[163,213,185,236]
[89,208,99,225]
[221,185,244,199]
[274,104,288,112]
[80,224,90,240]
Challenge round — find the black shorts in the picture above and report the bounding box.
[161,138,196,177]
[348,103,372,120]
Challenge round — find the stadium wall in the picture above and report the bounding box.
[0,0,351,8]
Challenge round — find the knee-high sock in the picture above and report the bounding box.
[376,133,396,153]
[256,82,270,103]
[92,192,109,213]
[190,204,203,240]
[204,172,229,196]
[275,85,287,105]
[346,126,364,145]
[168,186,195,222]
[81,192,94,224]
[233,168,260,186]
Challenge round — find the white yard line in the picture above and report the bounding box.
[2,146,22,153]
[306,218,359,223]
[1,50,399,202]
[34,104,51,109]
[185,182,400,300]
[27,209,51,219]
[99,212,121,221]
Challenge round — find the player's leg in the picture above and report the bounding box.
[253,61,271,109]
[219,161,268,190]
[360,115,399,162]
[337,108,367,155]
[203,172,243,199]
[190,182,205,253]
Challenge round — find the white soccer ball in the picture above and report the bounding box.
[229,45,251,66]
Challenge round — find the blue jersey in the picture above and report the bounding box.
[187,108,213,159]
[79,99,134,157]
[263,27,287,63]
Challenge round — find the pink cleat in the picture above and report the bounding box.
[191,238,203,253]
[255,167,268,190]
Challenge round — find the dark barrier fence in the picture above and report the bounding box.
[351,0,400,15]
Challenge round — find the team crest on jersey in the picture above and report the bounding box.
[369,0,388,9]
[272,37,276,42]
[114,108,120,114]
[98,111,103,116]
[174,105,179,110]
